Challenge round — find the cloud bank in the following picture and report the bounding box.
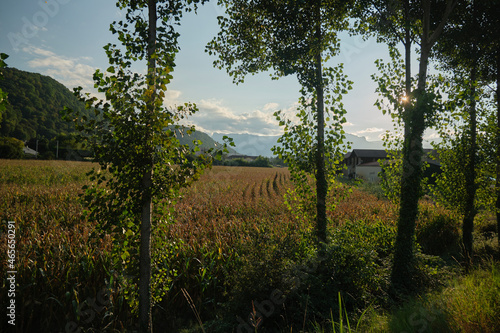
[23,45,95,91]
[184,99,283,136]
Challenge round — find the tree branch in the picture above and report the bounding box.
[428,0,458,47]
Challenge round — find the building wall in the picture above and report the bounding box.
[356,165,382,183]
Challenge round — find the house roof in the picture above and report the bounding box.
[23,146,38,156]
[350,149,387,159]
[357,161,382,167]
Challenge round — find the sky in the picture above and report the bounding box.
[0,0,433,143]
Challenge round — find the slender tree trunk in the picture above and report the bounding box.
[496,47,500,249]
[391,0,431,292]
[139,0,156,332]
[462,1,479,268]
[404,0,412,130]
[391,0,455,293]
[140,171,153,333]
[314,5,327,244]
[463,64,478,269]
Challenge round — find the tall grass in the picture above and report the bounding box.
[383,262,500,333]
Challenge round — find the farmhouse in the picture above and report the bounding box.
[23,146,38,157]
[343,149,441,183]
[344,149,387,182]
[225,154,259,162]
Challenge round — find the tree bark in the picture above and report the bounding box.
[391,0,456,293]
[139,0,156,332]
[404,0,412,122]
[391,0,431,292]
[314,5,327,244]
[462,1,479,268]
[140,171,153,333]
[496,46,500,249]
[462,64,477,269]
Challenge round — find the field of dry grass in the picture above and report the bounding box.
[1,159,498,332]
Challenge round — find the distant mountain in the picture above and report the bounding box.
[345,133,385,150]
[0,67,89,141]
[174,127,238,154]
[211,132,384,157]
[211,132,279,157]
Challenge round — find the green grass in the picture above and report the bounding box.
[352,262,500,333]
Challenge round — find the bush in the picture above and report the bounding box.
[416,204,461,257]
[0,136,24,159]
[206,231,306,333]
[275,221,396,330]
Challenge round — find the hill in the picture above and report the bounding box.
[173,126,238,154]
[211,132,384,157]
[0,68,234,158]
[0,67,89,141]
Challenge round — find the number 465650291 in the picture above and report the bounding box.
[7,221,15,270]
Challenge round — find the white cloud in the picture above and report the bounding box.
[23,46,95,91]
[263,102,279,111]
[349,127,387,142]
[353,127,385,135]
[163,89,183,106]
[182,99,283,136]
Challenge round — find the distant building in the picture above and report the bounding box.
[344,149,387,182]
[23,146,38,157]
[343,149,441,183]
[225,154,258,162]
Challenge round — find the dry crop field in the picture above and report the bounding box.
[0,160,304,331]
[1,159,497,333]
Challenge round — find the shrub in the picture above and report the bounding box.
[273,221,396,330]
[0,136,24,159]
[416,204,461,257]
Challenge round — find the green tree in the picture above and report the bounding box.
[68,1,226,331]
[432,0,500,250]
[360,0,457,292]
[207,0,352,243]
[0,137,23,159]
[0,67,89,142]
[0,53,8,124]
[429,0,489,265]
[431,84,494,219]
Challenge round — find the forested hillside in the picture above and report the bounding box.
[0,67,88,141]
[0,68,232,159]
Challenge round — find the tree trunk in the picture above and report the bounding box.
[462,0,479,267]
[390,0,455,293]
[139,0,156,332]
[462,64,477,269]
[391,0,431,292]
[404,0,412,130]
[140,171,153,333]
[496,46,500,249]
[314,6,327,244]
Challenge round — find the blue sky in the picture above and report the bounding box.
[0,0,434,142]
